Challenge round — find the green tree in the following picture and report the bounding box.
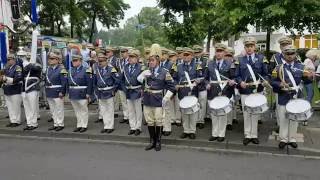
[78,0,129,43]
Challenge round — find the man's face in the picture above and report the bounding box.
[148,56,159,68]
[183,53,193,63]
[7,58,15,66]
[106,50,113,58]
[177,52,183,59]
[215,49,225,60]
[72,59,82,67]
[244,44,256,55]
[284,52,296,63]
[98,57,107,67]
[224,54,233,61]
[48,56,59,66]
[129,55,138,64]
[121,50,128,59]
[194,52,202,58]
[162,53,168,61]
[169,55,177,63]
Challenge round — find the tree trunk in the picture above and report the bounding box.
[89,11,96,43]
[70,0,74,38]
[206,27,212,52]
[50,17,55,35]
[266,27,271,60]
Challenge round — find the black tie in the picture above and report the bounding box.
[217,62,221,71]
[129,65,134,74]
[248,56,253,64]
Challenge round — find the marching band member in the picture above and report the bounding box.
[174,47,204,139]
[137,43,175,151]
[206,43,236,142]
[235,37,269,145]
[193,45,207,129]
[21,50,42,131]
[124,49,143,136]
[94,52,119,134]
[46,51,68,131]
[160,48,174,136]
[271,45,313,149]
[270,37,293,130]
[168,51,182,127]
[224,47,237,130]
[113,46,129,124]
[1,54,23,127]
[68,52,92,133]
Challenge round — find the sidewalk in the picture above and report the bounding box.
[0,105,320,157]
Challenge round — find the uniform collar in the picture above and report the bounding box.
[247,53,255,60]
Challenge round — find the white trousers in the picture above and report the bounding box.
[275,93,279,125]
[5,94,22,124]
[173,95,181,123]
[22,91,39,127]
[211,114,228,137]
[227,99,237,125]
[127,98,142,130]
[163,99,174,131]
[119,91,129,119]
[197,90,207,124]
[278,105,298,143]
[182,111,198,134]
[241,95,259,138]
[47,97,64,127]
[71,99,88,128]
[99,98,114,129]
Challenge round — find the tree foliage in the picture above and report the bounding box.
[96,7,172,50]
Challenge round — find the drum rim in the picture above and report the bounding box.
[286,99,311,114]
[244,94,267,107]
[210,96,231,109]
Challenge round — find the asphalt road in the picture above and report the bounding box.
[0,137,319,180]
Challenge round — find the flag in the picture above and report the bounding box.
[31,0,38,24]
[0,32,7,69]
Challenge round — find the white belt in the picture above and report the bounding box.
[98,86,114,91]
[46,85,62,89]
[126,85,142,89]
[69,86,87,89]
[145,89,163,94]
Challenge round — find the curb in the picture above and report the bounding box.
[1,130,320,160]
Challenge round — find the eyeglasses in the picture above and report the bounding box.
[48,57,57,60]
[106,51,111,53]
[120,51,127,53]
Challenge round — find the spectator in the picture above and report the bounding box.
[303,49,318,103]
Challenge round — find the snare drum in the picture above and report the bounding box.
[244,93,268,114]
[209,96,232,116]
[286,99,312,121]
[179,96,200,114]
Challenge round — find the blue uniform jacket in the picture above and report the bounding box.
[68,65,93,100]
[235,54,269,94]
[271,63,304,105]
[173,61,204,100]
[93,65,119,99]
[45,65,68,98]
[23,63,42,93]
[124,63,143,100]
[143,67,176,107]
[2,64,23,95]
[205,60,235,100]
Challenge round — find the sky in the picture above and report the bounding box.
[97,0,158,31]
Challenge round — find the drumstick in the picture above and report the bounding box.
[219,74,238,85]
[257,74,273,89]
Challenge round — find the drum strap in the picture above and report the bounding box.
[285,69,299,94]
[246,64,258,88]
[214,68,227,90]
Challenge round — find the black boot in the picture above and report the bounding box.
[155,126,162,151]
[145,126,155,151]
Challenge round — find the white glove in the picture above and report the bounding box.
[4,76,13,85]
[22,58,30,67]
[162,99,168,107]
[137,70,151,83]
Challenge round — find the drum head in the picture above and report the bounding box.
[245,94,267,108]
[286,99,311,114]
[180,96,198,109]
[210,96,230,109]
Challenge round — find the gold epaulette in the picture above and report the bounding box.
[196,63,202,70]
[165,72,173,81]
[15,66,22,72]
[86,67,92,74]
